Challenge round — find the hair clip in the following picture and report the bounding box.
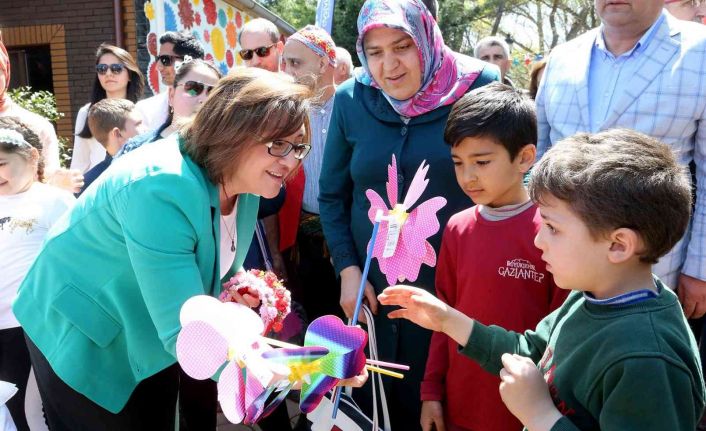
[174,55,194,73]
[0,128,32,149]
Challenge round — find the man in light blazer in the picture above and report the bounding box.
[535,0,706,319]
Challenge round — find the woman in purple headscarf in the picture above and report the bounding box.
[318,0,499,429]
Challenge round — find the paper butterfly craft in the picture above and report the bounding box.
[176,296,367,424]
[176,296,287,424]
[366,155,447,285]
[264,315,367,414]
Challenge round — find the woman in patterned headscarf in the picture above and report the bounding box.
[318,0,499,428]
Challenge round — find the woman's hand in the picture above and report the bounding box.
[290,367,369,390]
[336,366,369,388]
[231,287,260,308]
[340,266,378,323]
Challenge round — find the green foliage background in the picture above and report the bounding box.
[8,87,72,167]
[262,0,596,90]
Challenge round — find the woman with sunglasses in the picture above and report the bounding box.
[118,58,220,156]
[318,1,499,429]
[135,31,205,132]
[69,44,144,173]
[11,67,357,430]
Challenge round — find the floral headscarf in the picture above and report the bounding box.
[289,25,337,67]
[355,0,485,118]
[0,37,10,111]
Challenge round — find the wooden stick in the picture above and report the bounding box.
[365,359,410,371]
[262,337,406,380]
[365,365,404,379]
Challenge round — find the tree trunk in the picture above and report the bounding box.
[491,0,507,35]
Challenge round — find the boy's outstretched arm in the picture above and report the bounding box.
[379,285,554,373]
[378,285,474,347]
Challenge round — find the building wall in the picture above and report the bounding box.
[124,0,139,60]
[0,0,120,140]
[140,0,258,95]
[1,0,292,139]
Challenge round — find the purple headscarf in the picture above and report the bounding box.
[355,0,485,118]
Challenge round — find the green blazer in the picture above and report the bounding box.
[14,134,259,413]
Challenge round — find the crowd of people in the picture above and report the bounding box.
[1,0,706,430]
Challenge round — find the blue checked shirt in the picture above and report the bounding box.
[536,11,706,287]
[588,14,664,131]
[302,96,335,214]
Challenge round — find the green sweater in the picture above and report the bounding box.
[462,283,705,430]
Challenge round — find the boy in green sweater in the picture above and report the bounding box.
[379,129,706,430]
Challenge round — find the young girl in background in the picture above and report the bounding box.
[0,117,74,431]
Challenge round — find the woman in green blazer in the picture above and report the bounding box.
[13,68,314,430]
[318,1,499,429]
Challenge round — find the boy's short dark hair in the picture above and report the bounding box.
[159,31,205,59]
[444,82,537,160]
[87,99,136,147]
[529,128,692,264]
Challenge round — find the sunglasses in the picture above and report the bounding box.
[156,54,184,67]
[266,139,311,160]
[176,81,214,97]
[96,63,125,75]
[238,44,276,61]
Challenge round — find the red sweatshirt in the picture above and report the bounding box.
[421,204,568,431]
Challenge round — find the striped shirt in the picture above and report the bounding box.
[302,96,335,214]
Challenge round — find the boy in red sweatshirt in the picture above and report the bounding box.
[420,83,569,431]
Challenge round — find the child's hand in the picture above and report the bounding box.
[498,354,563,431]
[377,285,448,332]
[420,400,446,431]
[47,168,84,193]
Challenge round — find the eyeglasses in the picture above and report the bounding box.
[96,63,125,75]
[665,0,703,5]
[266,139,311,160]
[176,81,214,97]
[239,44,276,61]
[156,54,184,67]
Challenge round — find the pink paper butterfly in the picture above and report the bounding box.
[366,155,447,285]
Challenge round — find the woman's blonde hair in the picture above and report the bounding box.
[182,67,312,185]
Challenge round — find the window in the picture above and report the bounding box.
[8,45,54,92]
